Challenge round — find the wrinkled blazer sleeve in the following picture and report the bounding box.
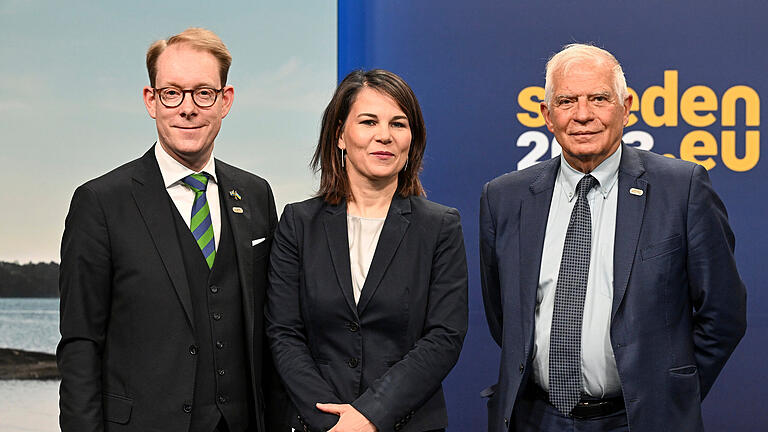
[57,186,112,432]
[265,204,342,430]
[686,164,747,398]
[351,208,468,430]
[479,182,503,347]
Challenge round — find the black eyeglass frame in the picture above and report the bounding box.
[153,87,224,108]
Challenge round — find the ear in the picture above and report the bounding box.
[143,86,157,119]
[219,85,235,118]
[540,102,555,133]
[336,122,345,150]
[622,93,633,126]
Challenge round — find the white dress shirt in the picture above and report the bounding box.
[154,142,221,250]
[347,214,386,304]
[533,145,622,398]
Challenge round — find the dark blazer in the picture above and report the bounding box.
[266,195,468,432]
[57,146,278,432]
[480,144,747,432]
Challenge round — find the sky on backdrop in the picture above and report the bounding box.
[0,1,336,263]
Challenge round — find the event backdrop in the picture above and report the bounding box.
[338,1,766,430]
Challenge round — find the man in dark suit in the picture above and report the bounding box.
[480,44,746,432]
[57,28,279,432]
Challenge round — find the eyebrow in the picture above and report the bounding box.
[158,80,219,88]
[357,113,409,121]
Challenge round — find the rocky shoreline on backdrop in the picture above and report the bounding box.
[0,348,59,380]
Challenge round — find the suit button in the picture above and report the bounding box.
[218,369,225,376]
[216,341,224,349]
[394,422,402,431]
[189,345,198,355]
[210,285,219,294]
[213,312,222,321]
[346,321,359,332]
[519,362,524,374]
[504,417,509,427]
[183,402,192,413]
[347,357,359,368]
[217,395,227,404]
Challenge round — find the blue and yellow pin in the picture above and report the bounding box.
[229,189,242,200]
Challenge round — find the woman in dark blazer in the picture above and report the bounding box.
[266,69,468,432]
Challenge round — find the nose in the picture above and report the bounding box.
[375,124,392,144]
[178,93,198,119]
[573,97,594,123]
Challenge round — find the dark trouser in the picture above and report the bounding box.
[511,385,628,432]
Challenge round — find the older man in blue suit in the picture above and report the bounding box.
[480,44,746,432]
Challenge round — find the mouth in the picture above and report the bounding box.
[370,151,395,159]
[174,125,204,130]
[569,130,600,136]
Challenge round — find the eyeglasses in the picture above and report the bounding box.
[153,87,223,108]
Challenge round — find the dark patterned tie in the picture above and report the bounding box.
[549,174,598,415]
[182,173,216,269]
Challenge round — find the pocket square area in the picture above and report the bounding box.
[251,238,266,246]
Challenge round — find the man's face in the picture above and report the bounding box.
[540,59,631,173]
[143,44,233,171]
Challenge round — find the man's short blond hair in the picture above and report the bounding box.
[146,27,232,87]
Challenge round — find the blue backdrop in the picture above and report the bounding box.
[338,1,766,430]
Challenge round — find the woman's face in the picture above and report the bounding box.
[338,87,412,188]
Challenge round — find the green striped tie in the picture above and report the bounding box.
[182,173,216,268]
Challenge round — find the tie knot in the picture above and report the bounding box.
[183,173,210,193]
[576,174,597,199]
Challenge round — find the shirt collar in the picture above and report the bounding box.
[154,140,218,189]
[558,144,621,202]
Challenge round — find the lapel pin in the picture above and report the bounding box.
[229,189,242,200]
[232,206,244,214]
[629,187,644,196]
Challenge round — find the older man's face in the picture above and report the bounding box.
[143,44,233,171]
[541,59,632,173]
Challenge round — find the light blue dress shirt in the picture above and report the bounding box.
[533,145,622,398]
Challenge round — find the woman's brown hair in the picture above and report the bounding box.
[311,69,426,204]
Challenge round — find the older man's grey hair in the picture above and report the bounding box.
[544,44,629,108]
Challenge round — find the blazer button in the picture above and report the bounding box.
[216,341,224,349]
[189,345,198,355]
[346,321,360,332]
[504,417,509,427]
[212,312,222,321]
[347,357,359,368]
[183,402,192,413]
[217,395,227,404]
[519,362,524,374]
[217,369,225,376]
[209,285,219,294]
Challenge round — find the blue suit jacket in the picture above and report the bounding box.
[479,144,746,432]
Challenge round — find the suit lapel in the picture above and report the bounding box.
[324,200,358,316]
[612,145,647,319]
[216,163,256,342]
[131,146,194,329]
[519,158,559,344]
[357,196,411,315]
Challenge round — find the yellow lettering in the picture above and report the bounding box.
[721,130,760,171]
[627,87,640,127]
[722,85,760,126]
[680,130,717,170]
[640,70,678,127]
[680,86,717,127]
[517,86,545,127]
